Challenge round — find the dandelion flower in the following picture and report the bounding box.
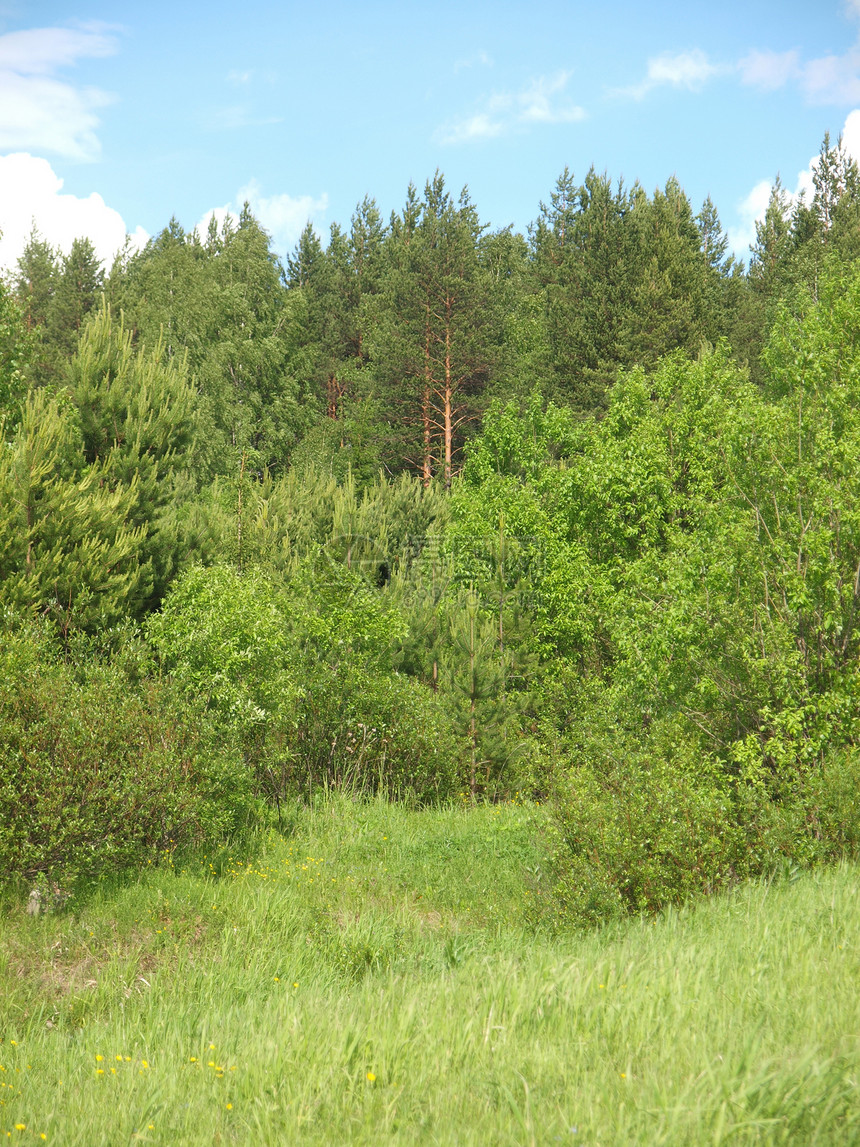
[226,1103,233,1110]
[95,1055,103,1062]
[366,1072,376,1083]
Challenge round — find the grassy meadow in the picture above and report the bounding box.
[1,796,859,1146]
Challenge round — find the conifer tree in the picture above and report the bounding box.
[14,226,57,334]
[532,167,638,411]
[47,237,103,363]
[284,202,390,482]
[0,387,145,634]
[374,175,495,486]
[0,275,31,425]
[109,210,302,478]
[620,178,713,369]
[69,302,198,610]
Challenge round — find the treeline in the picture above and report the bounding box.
[2,131,860,920]
[11,132,858,487]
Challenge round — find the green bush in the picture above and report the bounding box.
[805,746,860,858]
[0,621,259,888]
[546,725,860,929]
[146,562,466,803]
[294,659,464,800]
[547,746,745,927]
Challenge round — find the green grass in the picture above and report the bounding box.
[1,795,859,1145]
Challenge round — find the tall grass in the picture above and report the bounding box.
[1,795,858,1145]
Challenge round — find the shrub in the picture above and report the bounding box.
[547,747,746,927]
[545,725,860,929]
[293,659,464,800]
[147,562,466,803]
[0,621,258,889]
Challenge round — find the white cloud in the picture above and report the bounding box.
[0,25,118,160]
[738,49,801,91]
[739,35,860,106]
[801,49,860,104]
[207,103,283,130]
[454,50,493,73]
[196,180,329,254]
[727,109,860,260]
[0,151,148,272]
[842,106,860,154]
[648,49,720,88]
[726,179,774,261]
[516,72,586,124]
[439,113,505,144]
[617,49,724,100]
[627,32,860,108]
[436,71,585,145]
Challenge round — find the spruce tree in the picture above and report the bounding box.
[0,277,31,425]
[47,237,103,364]
[620,178,713,369]
[14,226,57,334]
[532,168,641,412]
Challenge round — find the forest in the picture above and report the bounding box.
[2,129,860,926]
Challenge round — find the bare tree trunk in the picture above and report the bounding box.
[443,298,453,490]
[422,306,433,486]
[469,592,477,798]
[236,449,246,572]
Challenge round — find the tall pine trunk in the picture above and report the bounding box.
[422,305,433,486]
[443,297,453,490]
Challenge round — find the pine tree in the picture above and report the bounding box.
[205,207,304,472]
[436,584,511,796]
[284,202,390,482]
[69,302,198,610]
[812,131,860,238]
[476,226,539,406]
[749,179,792,289]
[109,209,302,478]
[0,387,145,635]
[374,174,495,486]
[620,178,713,369]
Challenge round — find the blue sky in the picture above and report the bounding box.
[1,0,859,272]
